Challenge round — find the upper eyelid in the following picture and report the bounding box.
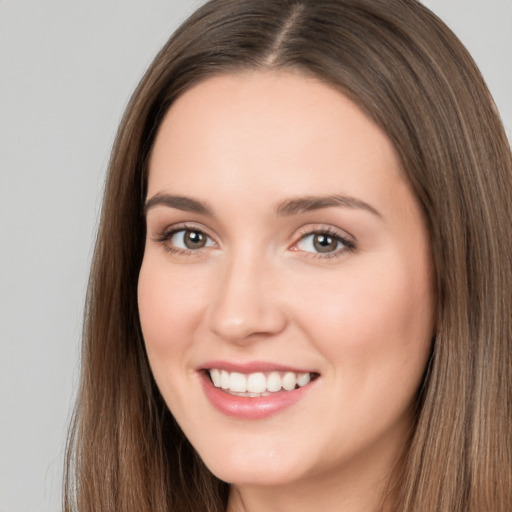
[153,222,216,239]
[293,224,356,243]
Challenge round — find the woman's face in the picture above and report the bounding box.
[138,71,435,494]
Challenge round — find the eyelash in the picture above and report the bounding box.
[292,227,356,260]
[152,223,216,256]
[152,224,356,259]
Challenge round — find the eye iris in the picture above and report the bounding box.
[313,234,338,253]
[184,230,206,249]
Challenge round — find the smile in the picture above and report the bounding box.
[208,369,315,396]
[199,364,320,419]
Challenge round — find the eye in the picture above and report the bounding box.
[294,230,354,256]
[170,229,214,250]
[155,227,216,253]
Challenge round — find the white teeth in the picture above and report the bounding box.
[247,372,266,393]
[297,372,311,387]
[220,370,230,389]
[208,369,315,395]
[267,371,282,392]
[210,368,221,387]
[282,372,297,391]
[229,372,247,392]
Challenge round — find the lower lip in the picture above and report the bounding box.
[200,372,316,420]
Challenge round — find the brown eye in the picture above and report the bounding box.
[165,228,215,251]
[183,230,207,249]
[295,230,353,256]
[312,233,339,253]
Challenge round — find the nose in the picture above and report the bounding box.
[206,255,288,343]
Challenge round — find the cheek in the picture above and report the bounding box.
[137,255,214,421]
[293,253,434,381]
[137,256,205,361]
[291,256,434,453]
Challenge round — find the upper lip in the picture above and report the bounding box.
[198,360,318,374]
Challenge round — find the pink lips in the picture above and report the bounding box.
[198,360,318,420]
[200,360,313,374]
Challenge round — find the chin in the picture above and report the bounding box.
[208,460,300,487]
[194,438,307,486]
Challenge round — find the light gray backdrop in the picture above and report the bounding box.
[0,1,510,511]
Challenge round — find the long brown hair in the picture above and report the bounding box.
[65,1,512,510]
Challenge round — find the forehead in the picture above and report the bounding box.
[147,70,409,215]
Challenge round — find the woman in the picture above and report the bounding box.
[65,0,512,510]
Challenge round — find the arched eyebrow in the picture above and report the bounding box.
[144,193,213,216]
[144,192,381,218]
[276,195,381,217]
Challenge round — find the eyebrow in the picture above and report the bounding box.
[144,193,213,216]
[143,192,381,218]
[276,195,381,217]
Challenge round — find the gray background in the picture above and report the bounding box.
[0,1,510,511]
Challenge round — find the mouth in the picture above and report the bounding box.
[198,361,320,419]
[206,368,319,397]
